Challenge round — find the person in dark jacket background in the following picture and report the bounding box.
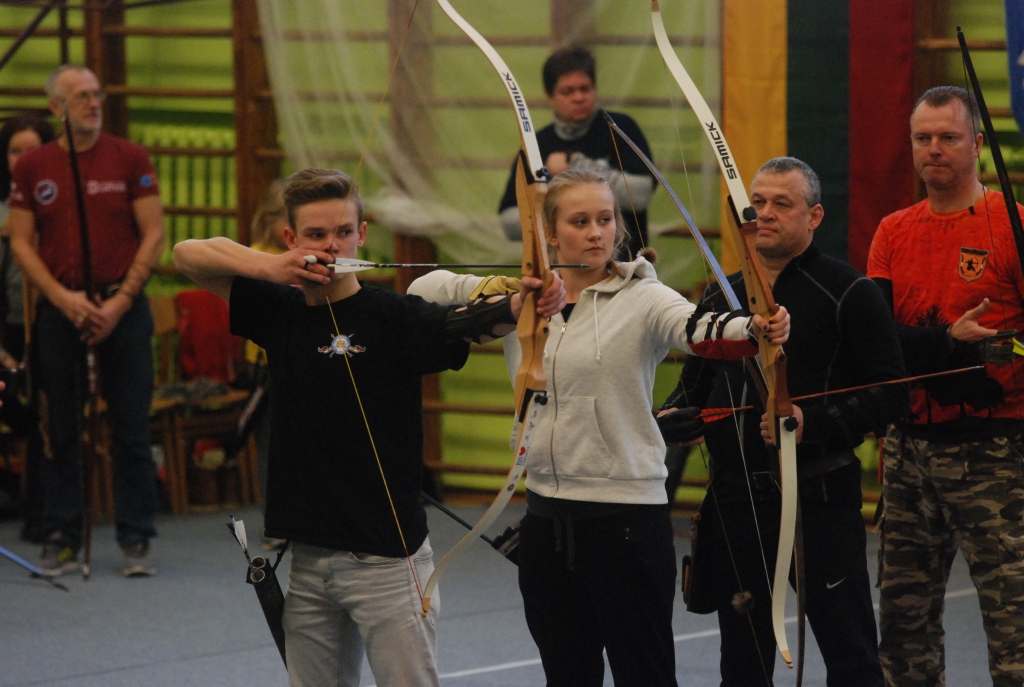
[497,46,655,259]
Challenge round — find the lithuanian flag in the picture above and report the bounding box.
[720,0,916,273]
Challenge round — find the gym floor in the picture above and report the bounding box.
[0,502,991,687]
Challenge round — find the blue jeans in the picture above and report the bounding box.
[283,539,440,687]
[36,295,157,550]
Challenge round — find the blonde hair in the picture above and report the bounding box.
[249,179,288,247]
[542,169,629,263]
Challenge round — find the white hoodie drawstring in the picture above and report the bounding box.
[592,291,602,362]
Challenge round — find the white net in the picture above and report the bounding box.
[255,0,721,288]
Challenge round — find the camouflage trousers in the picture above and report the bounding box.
[877,427,1024,687]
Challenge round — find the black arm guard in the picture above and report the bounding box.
[656,406,705,444]
[445,297,518,344]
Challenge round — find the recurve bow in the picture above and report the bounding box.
[651,1,803,679]
[420,0,552,616]
[63,104,102,582]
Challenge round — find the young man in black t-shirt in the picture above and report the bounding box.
[174,168,564,687]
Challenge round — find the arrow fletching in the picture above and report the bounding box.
[227,515,251,562]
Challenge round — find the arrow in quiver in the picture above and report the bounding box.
[247,552,288,666]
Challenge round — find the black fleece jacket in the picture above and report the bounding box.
[665,243,909,479]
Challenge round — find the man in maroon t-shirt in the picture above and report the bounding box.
[9,65,165,577]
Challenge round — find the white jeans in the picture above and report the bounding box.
[283,539,440,687]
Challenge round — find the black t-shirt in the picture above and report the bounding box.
[230,278,470,556]
[499,109,655,255]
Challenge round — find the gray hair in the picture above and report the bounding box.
[753,156,821,207]
[45,64,92,99]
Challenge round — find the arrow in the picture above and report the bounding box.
[693,366,987,423]
[303,256,586,273]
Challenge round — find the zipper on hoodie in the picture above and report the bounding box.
[546,320,568,492]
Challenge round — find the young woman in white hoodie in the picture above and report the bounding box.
[409,170,788,687]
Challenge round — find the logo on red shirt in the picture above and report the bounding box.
[959,247,989,282]
[86,180,127,195]
[34,180,57,205]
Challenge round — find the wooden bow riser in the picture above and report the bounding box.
[513,156,551,416]
[736,218,793,419]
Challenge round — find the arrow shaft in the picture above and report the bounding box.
[698,365,986,421]
[328,261,585,269]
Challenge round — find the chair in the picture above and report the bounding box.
[165,289,261,513]
[75,290,260,519]
[149,296,185,514]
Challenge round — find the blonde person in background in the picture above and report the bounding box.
[249,179,288,255]
[244,179,289,366]
[244,179,288,550]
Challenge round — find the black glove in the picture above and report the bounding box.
[977,330,1018,365]
[656,406,705,444]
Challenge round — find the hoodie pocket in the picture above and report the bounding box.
[550,395,615,478]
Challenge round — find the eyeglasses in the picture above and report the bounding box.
[65,89,105,106]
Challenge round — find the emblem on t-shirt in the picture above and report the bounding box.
[34,180,57,205]
[959,247,989,282]
[318,333,366,358]
[86,180,127,195]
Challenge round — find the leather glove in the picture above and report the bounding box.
[469,276,522,300]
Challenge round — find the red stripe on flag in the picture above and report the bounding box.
[848,0,916,274]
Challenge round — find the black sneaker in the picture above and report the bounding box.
[122,540,155,577]
[38,534,79,577]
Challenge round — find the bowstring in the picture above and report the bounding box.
[315,0,426,601]
[335,0,421,263]
[959,51,1024,425]
[607,119,647,259]
[725,376,772,592]
[348,0,420,200]
[323,289,425,602]
[669,92,710,287]
[679,335,771,687]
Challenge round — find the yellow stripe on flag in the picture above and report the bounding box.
[721,0,788,273]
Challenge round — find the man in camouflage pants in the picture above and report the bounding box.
[867,86,1024,686]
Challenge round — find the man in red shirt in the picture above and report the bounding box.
[9,65,165,577]
[867,86,1024,687]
